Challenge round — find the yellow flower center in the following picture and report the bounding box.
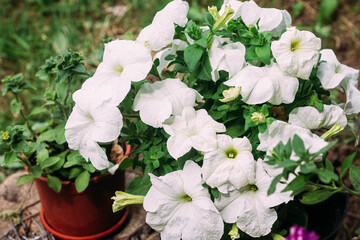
[181,194,192,202]
[225,148,238,159]
[116,65,124,74]
[290,40,300,52]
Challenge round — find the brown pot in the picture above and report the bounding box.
[35,144,131,240]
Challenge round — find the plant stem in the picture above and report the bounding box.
[340,181,360,197]
[55,100,68,121]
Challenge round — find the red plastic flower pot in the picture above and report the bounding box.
[34,144,131,239]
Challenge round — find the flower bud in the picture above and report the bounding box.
[0,131,10,141]
[251,112,266,123]
[220,87,241,102]
[112,191,144,213]
[213,5,234,31]
[321,123,344,140]
[208,6,220,22]
[272,233,285,240]
[228,223,240,240]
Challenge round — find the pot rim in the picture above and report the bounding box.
[40,207,130,240]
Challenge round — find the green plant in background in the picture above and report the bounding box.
[0,50,120,193]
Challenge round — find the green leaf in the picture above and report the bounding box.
[41,156,61,169]
[75,170,90,193]
[10,99,22,115]
[16,174,35,186]
[277,159,299,168]
[54,124,66,144]
[39,130,56,142]
[349,165,360,192]
[255,44,271,65]
[118,157,132,170]
[36,148,49,164]
[325,158,334,173]
[68,167,83,179]
[308,92,323,112]
[210,187,220,199]
[28,165,42,178]
[292,135,306,157]
[245,45,258,61]
[194,38,208,48]
[82,163,96,173]
[341,152,356,178]
[283,174,310,195]
[300,190,336,205]
[126,174,152,196]
[184,44,204,72]
[64,154,84,168]
[29,107,49,117]
[300,163,316,174]
[4,152,17,165]
[317,169,338,184]
[267,174,283,196]
[47,175,62,193]
[51,156,65,171]
[197,52,212,81]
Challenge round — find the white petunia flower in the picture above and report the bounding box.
[347,115,360,145]
[144,160,224,240]
[132,78,202,128]
[316,49,360,115]
[224,62,298,105]
[202,134,256,194]
[240,0,291,37]
[82,40,152,105]
[289,105,347,130]
[317,49,359,89]
[257,120,328,155]
[214,159,292,238]
[137,0,189,51]
[209,36,246,81]
[65,88,123,170]
[271,28,321,79]
[163,107,226,159]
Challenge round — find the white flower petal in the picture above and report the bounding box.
[240,1,291,37]
[82,40,152,105]
[209,37,246,81]
[236,192,278,238]
[344,84,360,115]
[65,88,122,170]
[133,78,202,128]
[79,139,109,170]
[257,120,328,155]
[289,105,347,130]
[137,0,188,51]
[163,107,225,159]
[271,28,321,79]
[267,63,299,105]
[219,0,244,20]
[144,160,223,240]
[202,135,255,193]
[225,65,273,104]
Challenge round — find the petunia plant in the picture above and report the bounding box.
[0,49,127,193]
[19,0,357,239]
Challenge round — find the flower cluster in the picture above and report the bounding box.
[66,0,360,239]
